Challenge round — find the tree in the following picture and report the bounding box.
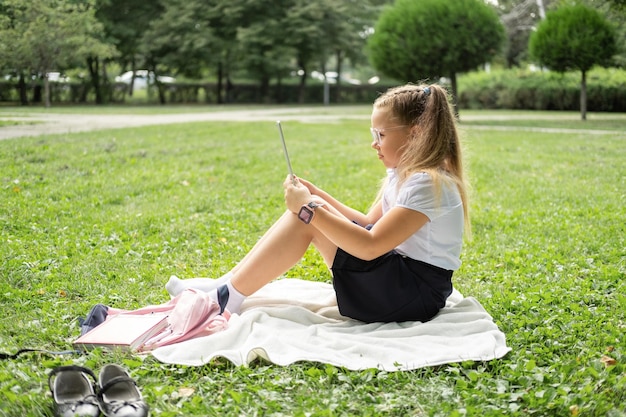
[593,0,626,67]
[229,0,294,103]
[607,0,626,7]
[318,0,383,104]
[529,3,617,120]
[142,0,249,104]
[283,0,332,103]
[0,1,30,104]
[0,0,116,107]
[140,0,212,104]
[498,0,546,67]
[233,0,380,104]
[367,0,505,116]
[96,0,164,99]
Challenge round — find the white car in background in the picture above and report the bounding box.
[47,72,70,82]
[115,70,175,89]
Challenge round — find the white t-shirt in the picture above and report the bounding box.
[382,169,464,270]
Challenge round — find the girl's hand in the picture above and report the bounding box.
[296,177,320,195]
[283,175,313,213]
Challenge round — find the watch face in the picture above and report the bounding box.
[298,206,314,224]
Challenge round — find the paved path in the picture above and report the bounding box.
[0,107,369,140]
[1,107,624,140]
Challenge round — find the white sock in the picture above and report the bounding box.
[165,271,233,297]
[209,279,246,315]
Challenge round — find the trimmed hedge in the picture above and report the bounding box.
[458,67,626,112]
[0,80,394,106]
[0,81,130,104]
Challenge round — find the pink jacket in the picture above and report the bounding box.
[108,289,230,351]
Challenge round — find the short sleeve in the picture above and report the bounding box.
[395,173,438,220]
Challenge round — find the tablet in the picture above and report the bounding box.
[276,121,296,184]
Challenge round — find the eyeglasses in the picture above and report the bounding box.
[369,125,407,146]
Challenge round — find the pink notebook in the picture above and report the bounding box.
[73,313,169,352]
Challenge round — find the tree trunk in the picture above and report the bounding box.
[260,74,271,103]
[226,77,234,104]
[298,67,307,104]
[275,76,283,103]
[44,74,51,108]
[321,62,329,106]
[449,72,459,120]
[88,57,103,105]
[79,82,89,103]
[216,61,223,104]
[334,50,343,104]
[33,84,42,103]
[129,60,137,97]
[101,61,109,104]
[18,73,28,105]
[155,79,166,105]
[148,62,166,104]
[580,70,587,121]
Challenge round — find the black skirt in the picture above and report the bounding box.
[331,248,453,323]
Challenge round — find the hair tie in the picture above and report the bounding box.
[423,87,431,97]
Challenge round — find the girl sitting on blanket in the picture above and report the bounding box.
[166,83,470,323]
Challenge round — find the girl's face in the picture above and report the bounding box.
[370,107,410,169]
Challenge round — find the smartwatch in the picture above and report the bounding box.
[298,202,324,224]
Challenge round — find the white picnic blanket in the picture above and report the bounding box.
[151,279,510,371]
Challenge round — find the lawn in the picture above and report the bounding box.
[0,108,625,416]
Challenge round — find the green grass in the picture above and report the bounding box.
[459,113,626,131]
[0,119,37,127]
[1,110,625,416]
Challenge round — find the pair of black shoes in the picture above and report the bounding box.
[48,364,149,417]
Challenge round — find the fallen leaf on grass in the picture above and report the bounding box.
[178,387,195,397]
[600,355,617,367]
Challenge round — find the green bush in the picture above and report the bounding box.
[459,67,626,112]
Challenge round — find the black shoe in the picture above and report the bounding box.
[48,365,100,417]
[97,364,149,417]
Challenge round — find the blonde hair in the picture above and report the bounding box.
[373,83,470,234]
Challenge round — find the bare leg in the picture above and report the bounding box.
[167,210,339,297]
[229,210,338,295]
[231,197,348,277]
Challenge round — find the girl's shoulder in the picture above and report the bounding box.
[404,171,433,186]
[396,172,435,197]
[403,170,460,199]
[406,170,457,187]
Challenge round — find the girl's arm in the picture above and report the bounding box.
[285,177,427,260]
[297,177,381,226]
[311,205,428,261]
